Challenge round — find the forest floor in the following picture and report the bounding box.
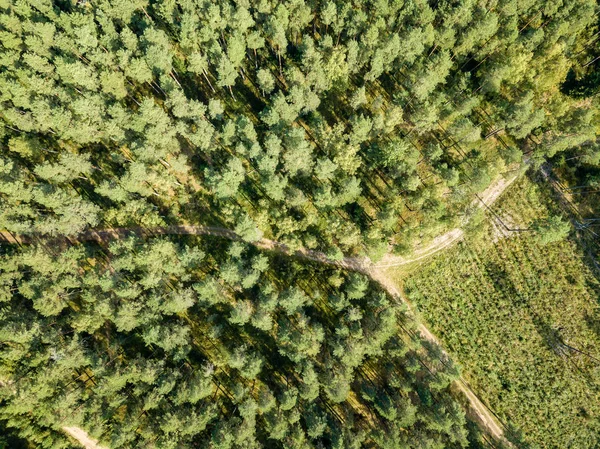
[1,169,522,449]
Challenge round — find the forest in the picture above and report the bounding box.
[2,235,474,448]
[0,0,599,448]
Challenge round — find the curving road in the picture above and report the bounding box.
[0,169,521,449]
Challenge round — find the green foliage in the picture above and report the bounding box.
[532,215,571,245]
[0,1,599,447]
[0,236,473,448]
[0,0,595,258]
[404,177,600,448]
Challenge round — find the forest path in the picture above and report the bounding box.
[63,427,108,449]
[0,169,520,449]
[0,166,521,269]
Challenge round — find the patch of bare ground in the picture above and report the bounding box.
[63,427,108,449]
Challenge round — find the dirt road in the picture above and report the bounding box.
[366,267,510,444]
[63,428,108,449]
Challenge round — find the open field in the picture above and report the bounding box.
[392,175,600,448]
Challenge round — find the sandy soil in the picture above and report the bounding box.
[63,427,108,449]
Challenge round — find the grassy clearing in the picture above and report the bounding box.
[390,174,600,448]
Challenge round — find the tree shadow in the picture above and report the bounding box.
[532,317,600,394]
[561,67,600,99]
[483,262,525,307]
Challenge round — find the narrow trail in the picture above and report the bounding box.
[367,268,510,445]
[63,427,108,449]
[0,170,521,449]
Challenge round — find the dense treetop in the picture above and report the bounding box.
[0,0,597,257]
[1,236,471,448]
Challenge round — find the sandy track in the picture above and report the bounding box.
[375,228,464,268]
[0,170,521,449]
[366,267,510,444]
[63,427,108,449]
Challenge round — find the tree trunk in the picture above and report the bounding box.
[203,70,216,92]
